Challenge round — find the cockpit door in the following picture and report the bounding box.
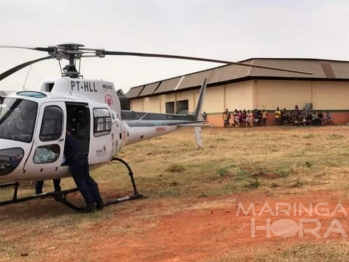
[24,101,66,179]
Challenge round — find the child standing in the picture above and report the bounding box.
[262,109,268,126]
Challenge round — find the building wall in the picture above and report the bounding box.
[256,80,349,110]
[225,81,253,110]
[256,80,312,110]
[176,90,196,112]
[203,85,224,113]
[312,81,349,109]
[159,93,176,113]
[130,98,143,111]
[143,96,160,112]
[202,81,254,127]
[130,79,349,126]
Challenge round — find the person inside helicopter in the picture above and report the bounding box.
[65,125,104,213]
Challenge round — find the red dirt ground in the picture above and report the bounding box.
[84,191,349,262]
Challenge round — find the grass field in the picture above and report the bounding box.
[1,126,349,261]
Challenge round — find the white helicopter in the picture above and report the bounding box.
[0,43,310,211]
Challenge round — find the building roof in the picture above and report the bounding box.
[126,58,349,99]
[126,85,143,98]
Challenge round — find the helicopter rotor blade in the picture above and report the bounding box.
[0,56,54,81]
[0,44,313,76]
[0,45,53,53]
[101,50,313,75]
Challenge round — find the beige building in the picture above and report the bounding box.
[126,58,349,126]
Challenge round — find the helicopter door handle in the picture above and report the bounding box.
[59,138,64,142]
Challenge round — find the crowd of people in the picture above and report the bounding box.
[221,106,334,127]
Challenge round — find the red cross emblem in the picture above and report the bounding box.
[105,94,113,107]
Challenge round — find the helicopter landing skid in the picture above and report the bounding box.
[104,157,144,207]
[0,182,83,211]
[0,157,144,212]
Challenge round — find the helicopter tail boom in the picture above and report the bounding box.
[194,77,207,119]
[120,77,208,147]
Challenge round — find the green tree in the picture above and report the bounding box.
[116,89,124,96]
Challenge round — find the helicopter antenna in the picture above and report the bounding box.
[22,65,32,90]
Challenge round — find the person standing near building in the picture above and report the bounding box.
[246,110,252,127]
[201,111,207,121]
[274,107,281,126]
[222,111,229,127]
[65,128,104,213]
[225,108,231,126]
[326,110,331,120]
[262,109,268,126]
[238,110,243,127]
[242,110,247,127]
[318,111,324,125]
[233,109,239,127]
[294,105,300,116]
[252,109,259,127]
[281,108,288,125]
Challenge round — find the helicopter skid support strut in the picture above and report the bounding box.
[104,157,144,207]
[56,157,144,211]
[0,157,144,212]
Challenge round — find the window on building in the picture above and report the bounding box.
[165,102,175,114]
[40,106,63,141]
[93,108,111,137]
[176,100,189,114]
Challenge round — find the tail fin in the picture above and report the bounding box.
[194,77,207,120]
[194,77,207,148]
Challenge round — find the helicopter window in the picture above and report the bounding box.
[0,98,37,143]
[17,91,47,98]
[40,106,63,141]
[0,148,24,176]
[93,108,111,137]
[33,144,60,164]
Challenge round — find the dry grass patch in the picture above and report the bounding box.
[2,126,349,261]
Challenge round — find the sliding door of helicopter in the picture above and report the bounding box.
[23,102,66,180]
[88,107,114,165]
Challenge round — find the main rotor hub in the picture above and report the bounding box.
[57,43,85,49]
[55,43,85,78]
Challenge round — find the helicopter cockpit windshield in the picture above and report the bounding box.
[0,97,38,143]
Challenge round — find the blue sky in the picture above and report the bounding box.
[1,0,349,92]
